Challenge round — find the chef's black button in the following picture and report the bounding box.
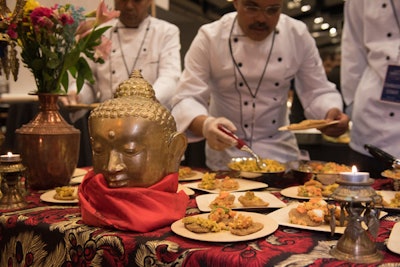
[273,97,277,101]
[387,55,391,61]
[112,49,116,53]
[272,119,276,124]
[387,32,392,38]
[112,70,116,74]
[143,48,147,52]
[389,112,395,117]
[275,82,279,87]
[278,57,282,62]
[244,124,249,128]
[233,37,238,42]
[244,101,248,106]
[269,135,273,138]
[239,82,244,87]
[238,62,243,67]
[382,3,387,8]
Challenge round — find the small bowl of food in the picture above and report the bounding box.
[228,157,287,188]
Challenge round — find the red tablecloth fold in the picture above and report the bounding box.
[79,170,189,232]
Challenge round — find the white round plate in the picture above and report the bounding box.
[388,222,400,254]
[40,188,79,204]
[171,211,278,242]
[280,186,327,200]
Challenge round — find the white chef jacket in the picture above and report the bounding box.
[172,12,343,171]
[70,16,181,119]
[341,0,400,159]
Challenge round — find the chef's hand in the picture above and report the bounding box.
[320,108,350,137]
[202,116,237,151]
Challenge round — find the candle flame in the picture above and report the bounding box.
[7,152,13,157]
[352,165,358,173]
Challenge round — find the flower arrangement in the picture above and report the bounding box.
[6,0,119,94]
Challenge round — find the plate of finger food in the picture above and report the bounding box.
[279,119,339,131]
[183,172,268,193]
[376,190,400,211]
[40,186,79,204]
[280,180,339,200]
[196,191,286,212]
[267,198,387,234]
[171,208,278,242]
[178,166,204,181]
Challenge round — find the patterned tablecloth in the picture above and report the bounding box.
[1,178,400,267]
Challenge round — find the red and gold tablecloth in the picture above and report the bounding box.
[1,178,399,267]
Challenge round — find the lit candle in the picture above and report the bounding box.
[339,165,369,183]
[0,152,22,163]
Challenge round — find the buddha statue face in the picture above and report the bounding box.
[88,70,187,188]
[90,115,186,187]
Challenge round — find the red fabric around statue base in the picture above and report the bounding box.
[79,171,189,232]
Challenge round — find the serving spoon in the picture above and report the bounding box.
[218,124,267,170]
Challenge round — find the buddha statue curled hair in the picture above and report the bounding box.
[89,97,176,143]
[89,70,177,143]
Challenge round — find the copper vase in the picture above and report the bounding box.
[16,94,80,190]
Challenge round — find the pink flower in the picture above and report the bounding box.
[94,35,112,60]
[75,20,96,41]
[95,0,120,26]
[75,1,119,42]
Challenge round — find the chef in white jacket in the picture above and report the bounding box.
[65,0,181,121]
[171,0,349,171]
[341,0,400,177]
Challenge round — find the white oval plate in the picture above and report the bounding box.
[184,178,268,194]
[171,211,278,242]
[280,186,328,200]
[196,191,286,212]
[267,204,387,234]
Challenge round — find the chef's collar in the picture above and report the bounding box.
[116,15,150,29]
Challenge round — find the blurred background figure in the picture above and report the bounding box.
[340,0,400,178]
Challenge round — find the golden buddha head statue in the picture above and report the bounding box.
[88,70,187,187]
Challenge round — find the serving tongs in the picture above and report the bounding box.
[364,144,400,169]
[218,124,267,169]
